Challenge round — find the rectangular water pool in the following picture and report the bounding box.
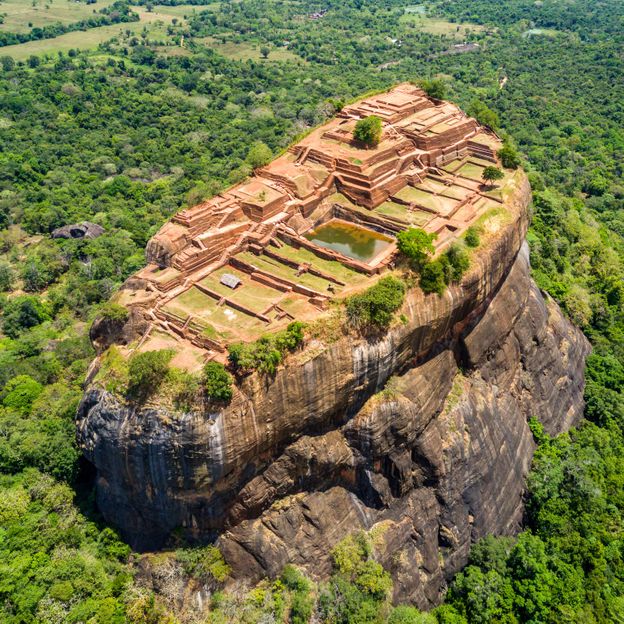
[304,219,393,263]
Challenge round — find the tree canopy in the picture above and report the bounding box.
[353,115,383,147]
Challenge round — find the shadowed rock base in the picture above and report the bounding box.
[218,244,589,607]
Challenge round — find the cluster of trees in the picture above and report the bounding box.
[353,115,383,147]
[396,228,472,296]
[0,1,139,48]
[228,321,306,375]
[346,276,406,330]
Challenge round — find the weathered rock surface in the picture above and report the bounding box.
[219,244,589,607]
[51,221,104,239]
[76,173,590,607]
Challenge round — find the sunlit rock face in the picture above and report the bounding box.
[77,168,590,608]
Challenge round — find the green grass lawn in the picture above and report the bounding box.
[0,0,117,33]
[0,4,191,59]
[237,251,339,294]
[395,186,459,214]
[273,243,368,286]
[0,21,153,59]
[164,286,267,339]
[200,266,281,314]
[194,35,304,62]
[399,15,486,37]
[457,162,486,180]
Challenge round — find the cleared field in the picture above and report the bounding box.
[133,5,204,23]
[195,36,303,62]
[403,4,426,15]
[0,20,157,59]
[150,3,220,18]
[0,0,116,33]
[421,177,470,200]
[374,201,432,226]
[399,14,486,37]
[523,28,560,38]
[0,5,190,59]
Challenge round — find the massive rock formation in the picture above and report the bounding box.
[77,166,590,606]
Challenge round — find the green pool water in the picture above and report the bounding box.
[304,220,392,263]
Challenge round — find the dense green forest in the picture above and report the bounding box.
[0,0,623,621]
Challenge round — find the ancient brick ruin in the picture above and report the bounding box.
[119,83,509,367]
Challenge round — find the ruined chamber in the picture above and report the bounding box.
[77,173,590,608]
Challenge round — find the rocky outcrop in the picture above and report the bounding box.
[218,243,589,607]
[76,172,590,607]
[51,221,104,240]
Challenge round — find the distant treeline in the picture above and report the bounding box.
[0,1,139,48]
[130,0,215,5]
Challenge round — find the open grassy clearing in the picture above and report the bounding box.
[403,4,426,15]
[200,266,281,314]
[164,287,267,338]
[523,28,561,38]
[421,177,470,199]
[0,0,116,33]
[0,12,183,59]
[133,5,202,23]
[399,14,486,37]
[194,35,304,62]
[150,3,220,19]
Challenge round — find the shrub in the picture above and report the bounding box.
[420,78,446,99]
[420,257,449,295]
[446,244,470,281]
[353,115,382,147]
[281,565,313,624]
[389,605,438,623]
[176,545,231,583]
[332,532,372,576]
[99,302,129,322]
[396,228,437,269]
[346,276,406,329]
[498,143,521,169]
[203,362,233,402]
[128,349,174,398]
[330,532,392,601]
[2,295,52,339]
[464,226,480,248]
[1,375,43,415]
[168,368,200,411]
[228,321,306,375]
[0,261,13,292]
[281,565,310,592]
[246,141,272,169]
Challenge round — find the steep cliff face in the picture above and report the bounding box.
[217,243,589,607]
[76,173,590,607]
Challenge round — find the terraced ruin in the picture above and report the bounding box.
[117,83,514,367]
